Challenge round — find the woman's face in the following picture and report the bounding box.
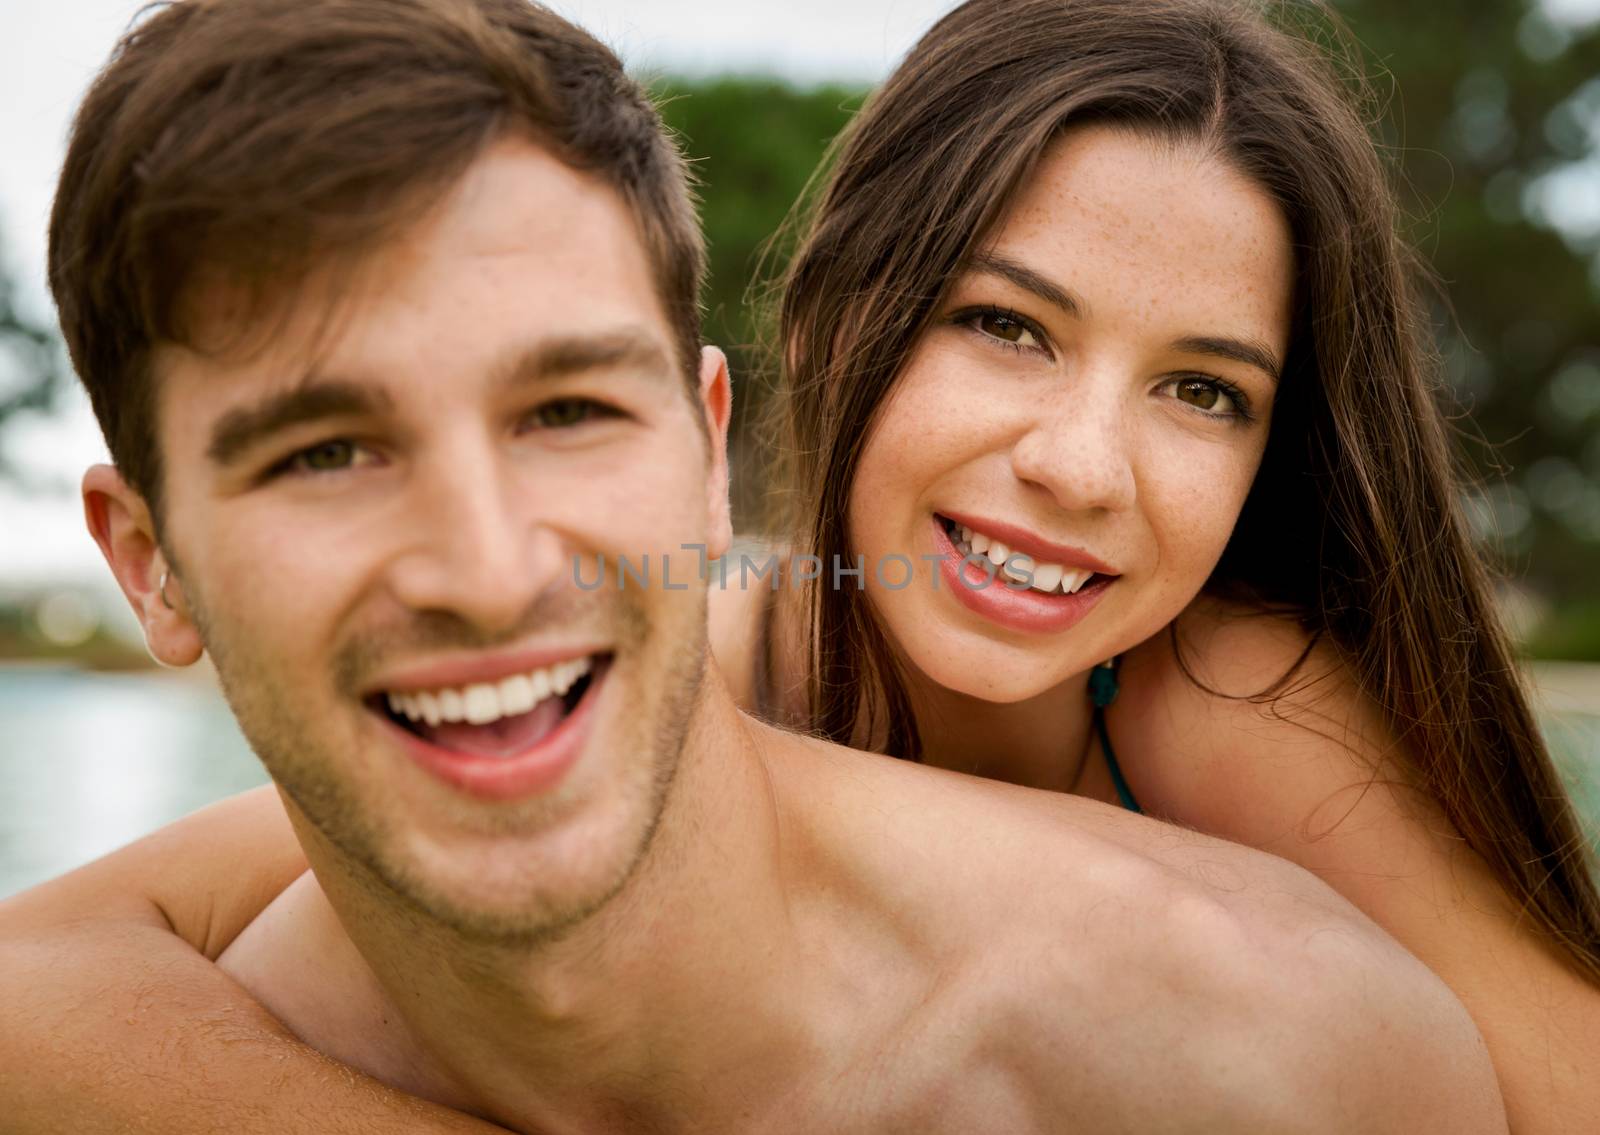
[848,125,1294,702]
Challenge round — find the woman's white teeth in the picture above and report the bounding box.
[1059,568,1093,593]
[386,656,592,727]
[947,520,1098,595]
[1031,562,1064,592]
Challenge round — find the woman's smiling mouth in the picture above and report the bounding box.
[930,514,1116,634]
[941,517,1102,595]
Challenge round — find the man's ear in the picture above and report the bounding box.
[82,464,203,667]
[697,346,734,563]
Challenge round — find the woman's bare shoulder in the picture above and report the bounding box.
[1113,594,1411,845]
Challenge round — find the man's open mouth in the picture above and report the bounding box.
[369,654,610,759]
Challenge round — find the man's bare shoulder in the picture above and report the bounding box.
[774,717,1344,920]
[772,729,1506,1132]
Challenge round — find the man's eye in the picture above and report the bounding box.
[527,399,614,429]
[284,439,368,474]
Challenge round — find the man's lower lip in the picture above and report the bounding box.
[378,665,606,801]
[931,517,1113,634]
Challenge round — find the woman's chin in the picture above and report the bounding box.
[908,651,1087,706]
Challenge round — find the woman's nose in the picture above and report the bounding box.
[1008,380,1137,515]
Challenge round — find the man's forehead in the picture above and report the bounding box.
[157,135,681,424]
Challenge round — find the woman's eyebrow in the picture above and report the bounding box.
[966,251,1088,320]
[1171,334,1283,384]
[967,250,1281,384]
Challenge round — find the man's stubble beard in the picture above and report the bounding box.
[196,580,709,948]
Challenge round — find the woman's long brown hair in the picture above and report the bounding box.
[765,0,1600,982]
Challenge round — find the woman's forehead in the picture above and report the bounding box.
[980,125,1295,351]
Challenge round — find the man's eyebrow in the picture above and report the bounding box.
[207,381,393,467]
[1171,335,1283,384]
[965,251,1088,320]
[496,329,675,391]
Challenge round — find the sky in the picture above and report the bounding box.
[2,0,1599,587]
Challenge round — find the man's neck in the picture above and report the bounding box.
[289,675,833,1133]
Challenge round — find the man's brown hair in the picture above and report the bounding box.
[49,0,704,518]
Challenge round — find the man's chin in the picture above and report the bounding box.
[240,604,707,948]
[316,685,677,946]
[362,793,665,947]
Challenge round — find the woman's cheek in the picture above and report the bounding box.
[1145,442,1258,573]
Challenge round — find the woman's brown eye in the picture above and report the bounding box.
[979,313,1028,343]
[1176,379,1222,411]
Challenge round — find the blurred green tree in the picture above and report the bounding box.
[0,255,62,483]
[1333,0,1600,651]
[652,76,863,522]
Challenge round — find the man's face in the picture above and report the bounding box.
[133,135,729,942]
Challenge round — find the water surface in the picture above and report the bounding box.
[3,665,1597,899]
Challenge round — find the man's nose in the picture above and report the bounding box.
[384,441,563,634]
[1008,372,1137,514]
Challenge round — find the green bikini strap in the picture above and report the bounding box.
[1089,658,1141,814]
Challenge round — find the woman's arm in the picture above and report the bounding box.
[1117,600,1600,1135]
[0,786,509,1133]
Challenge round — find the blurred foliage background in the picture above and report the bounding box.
[0,264,62,485]
[3,0,1598,657]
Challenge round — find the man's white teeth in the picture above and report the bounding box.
[952,523,1097,595]
[385,656,592,728]
[499,674,535,716]
[463,685,498,725]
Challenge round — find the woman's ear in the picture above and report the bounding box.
[82,464,204,667]
[697,345,734,562]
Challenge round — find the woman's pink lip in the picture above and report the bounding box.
[937,509,1115,575]
[379,662,606,801]
[931,517,1112,635]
